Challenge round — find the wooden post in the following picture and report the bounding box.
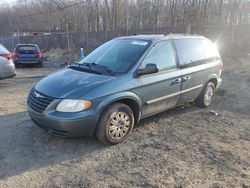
[66,23,70,51]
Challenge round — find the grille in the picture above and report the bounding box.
[28,89,54,113]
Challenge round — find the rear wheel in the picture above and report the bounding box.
[196,82,215,108]
[37,62,43,68]
[14,63,21,68]
[96,103,134,145]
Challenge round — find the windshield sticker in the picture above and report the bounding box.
[131,41,148,46]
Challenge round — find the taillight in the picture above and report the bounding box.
[0,54,12,60]
[12,52,20,58]
[220,61,224,70]
[35,51,42,57]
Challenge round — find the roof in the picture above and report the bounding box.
[117,34,205,43]
[16,44,38,46]
[117,34,165,42]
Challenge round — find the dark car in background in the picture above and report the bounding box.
[27,34,223,145]
[13,44,43,67]
[0,44,16,80]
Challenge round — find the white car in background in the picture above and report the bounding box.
[0,44,16,80]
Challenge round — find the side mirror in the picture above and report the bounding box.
[136,63,159,77]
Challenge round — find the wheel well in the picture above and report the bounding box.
[110,98,140,123]
[208,78,218,88]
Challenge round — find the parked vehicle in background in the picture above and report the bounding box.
[0,44,16,80]
[13,44,43,67]
[27,34,223,145]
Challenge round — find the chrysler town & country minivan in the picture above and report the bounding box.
[27,34,223,144]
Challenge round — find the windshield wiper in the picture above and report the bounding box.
[81,62,116,76]
[68,63,102,75]
[89,63,116,76]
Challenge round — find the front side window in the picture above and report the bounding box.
[141,40,176,71]
[174,38,204,66]
[79,39,151,74]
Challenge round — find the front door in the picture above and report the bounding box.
[138,40,181,117]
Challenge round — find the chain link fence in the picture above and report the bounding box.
[1,24,249,55]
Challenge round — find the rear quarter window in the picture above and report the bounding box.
[199,39,220,58]
[173,38,204,66]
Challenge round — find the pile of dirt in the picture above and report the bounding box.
[43,48,79,67]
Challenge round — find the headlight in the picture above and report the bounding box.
[56,99,92,112]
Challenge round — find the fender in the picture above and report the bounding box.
[96,91,142,118]
[207,73,219,86]
[207,73,219,80]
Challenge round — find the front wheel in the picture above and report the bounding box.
[196,82,215,108]
[96,103,134,145]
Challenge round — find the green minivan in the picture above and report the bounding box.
[28,34,223,144]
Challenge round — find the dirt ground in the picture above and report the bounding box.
[0,52,249,188]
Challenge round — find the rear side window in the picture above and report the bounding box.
[141,40,176,71]
[16,45,37,51]
[173,38,204,66]
[199,39,219,58]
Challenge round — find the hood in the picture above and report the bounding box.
[35,68,115,99]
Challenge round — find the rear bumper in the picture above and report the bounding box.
[15,57,43,64]
[28,106,99,138]
[0,62,16,80]
[216,78,222,89]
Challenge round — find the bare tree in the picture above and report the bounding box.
[0,0,249,35]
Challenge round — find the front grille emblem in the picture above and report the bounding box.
[34,91,45,99]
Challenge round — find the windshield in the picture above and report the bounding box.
[79,39,151,74]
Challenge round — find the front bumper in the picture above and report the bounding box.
[28,106,99,138]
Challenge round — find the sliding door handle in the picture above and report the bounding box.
[182,76,191,82]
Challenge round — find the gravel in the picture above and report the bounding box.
[0,55,249,188]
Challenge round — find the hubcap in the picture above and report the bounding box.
[108,112,131,140]
[204,84,214,106]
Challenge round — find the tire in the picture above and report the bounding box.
[15,63,21,68]
[96,102,135,145]
[36,63,43,68]
[196,82,215,108]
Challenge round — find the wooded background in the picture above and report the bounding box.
[0,0,249,52]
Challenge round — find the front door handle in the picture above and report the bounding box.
[172,78,182,84]
[182,76,191,82]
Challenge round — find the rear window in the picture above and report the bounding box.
[0,44,10,54]
[173,38,204,66]
[16,45,38,51]
[199,39,219,58]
